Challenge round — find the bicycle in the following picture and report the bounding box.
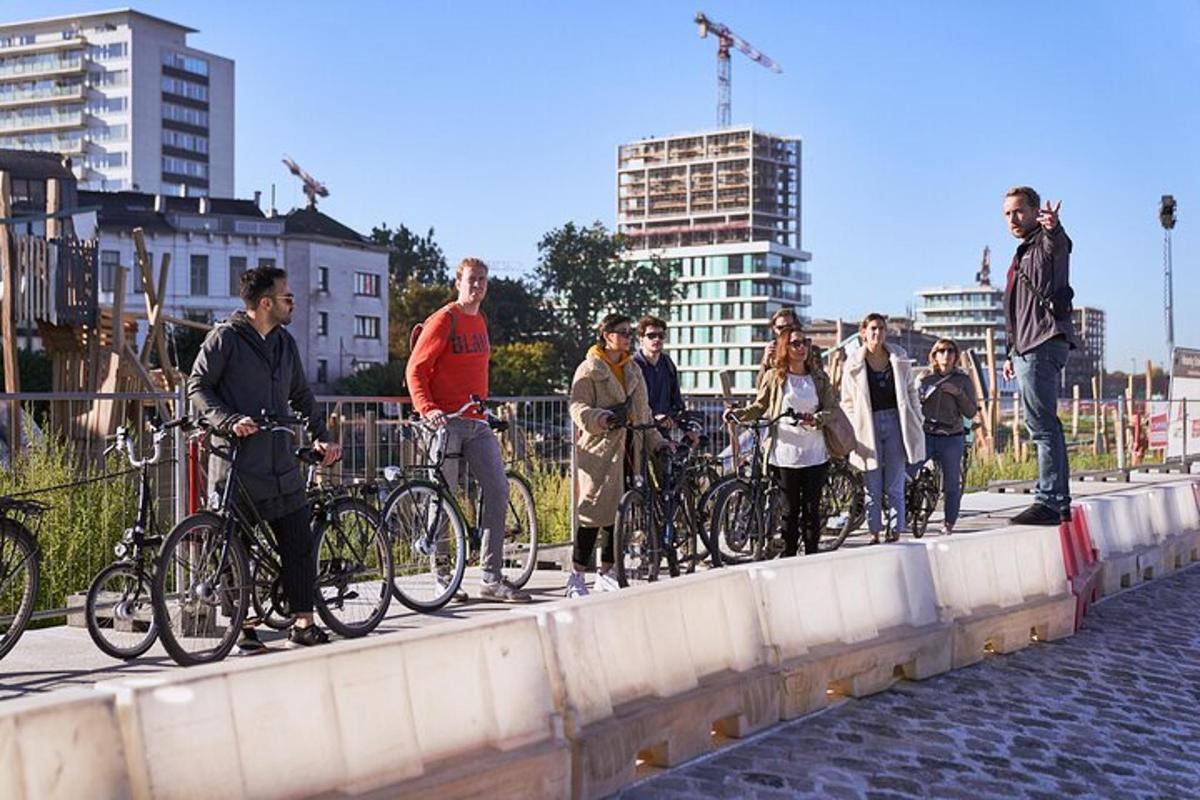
[151,412,394,666]
[0,495,48,661]
[380,397,538,613]
[817,456,943,544]
[85,416,191,660]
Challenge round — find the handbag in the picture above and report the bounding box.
[821,406,856,460]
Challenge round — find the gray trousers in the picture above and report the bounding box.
[441,417,509,584]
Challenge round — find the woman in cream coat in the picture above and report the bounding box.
[566,314,667,597]
[840,313,925,542]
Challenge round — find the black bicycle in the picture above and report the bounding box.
[151,413,393,666]
[0,495,48,661]
[380,397,539,612]
[85,416,191,659]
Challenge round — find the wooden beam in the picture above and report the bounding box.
[132,228,174,386]
[122,308,212,332]
[0,171,20,449]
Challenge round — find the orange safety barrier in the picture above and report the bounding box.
[1060,508,1103,630]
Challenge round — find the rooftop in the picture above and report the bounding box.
[283,205,370,245]
[0,148,75,181]
[0,8,197,35]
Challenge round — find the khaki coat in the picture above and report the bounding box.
[569,351,663,528]
[839,344,925,472]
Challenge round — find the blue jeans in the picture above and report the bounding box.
[924,433,965,526]
[1012,337,1071,513]
[863,409,907,533]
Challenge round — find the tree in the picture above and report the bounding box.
[388,278,455,360]
[534,220,681,375]
[371,223,449,285]
[148,323,208,374]
[335,360,407,396]
[483,276,553,346]
[490,342,561,396]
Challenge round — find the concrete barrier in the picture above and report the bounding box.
[916,525,1075,668]
[1074,494,1144,594]
[0,689,133,799]
[1157,479,1200,569]
[529,568,778,800]
[746,544,950,720]
[99,614,567,800]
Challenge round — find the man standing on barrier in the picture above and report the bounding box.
[1001,186,1080,525]
[189,266,342,651]
[406,257,531,603]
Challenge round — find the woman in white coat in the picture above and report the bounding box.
[840,313,925,542]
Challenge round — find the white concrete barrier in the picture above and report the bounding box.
[746,543,950,719]
[915,525,1075,667]
[529,568,777,800]
[1074,494,1144,593]
[0,689,133,799]
[99,614,567,800]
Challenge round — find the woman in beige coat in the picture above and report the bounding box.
[566,314,667,598]
[840,313,925,542]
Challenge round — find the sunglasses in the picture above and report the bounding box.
[271,294,295,305]
[643,331,665,340]
[788,339,808,349]
[610,328,633,338]
[934,348,958,356]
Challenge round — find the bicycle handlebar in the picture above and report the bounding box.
[106,416,193,468]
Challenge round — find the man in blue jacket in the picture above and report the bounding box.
[1001,186,1080,525]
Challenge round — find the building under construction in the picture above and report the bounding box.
[617,126,811,394]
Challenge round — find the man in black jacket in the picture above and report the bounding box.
[1001,186,1080,525]
[189,266,341,649]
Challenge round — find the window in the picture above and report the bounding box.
[190,254,209,296]
[162,129,208,154]
[354,315,381,339]
[162,102,208,127]
[258,257,276,270]
[87,42,127,60]
[316,359,328,385]
[162,50,209,77]
[317,266,329,293]
[161,75,208,101]
[228,256,246,296]
[317,312,329,336]
[354,272,380,297]
[100,250,119,292]
[162,156,208,178]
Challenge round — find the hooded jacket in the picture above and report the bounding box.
[188,310,331,520]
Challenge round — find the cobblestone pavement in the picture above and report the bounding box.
[621,564,1200,800]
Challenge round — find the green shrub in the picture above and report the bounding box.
[527,462,572,544]
[0,435,139,615]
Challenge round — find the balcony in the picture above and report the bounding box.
[0,109,85,134]
[0,82,86,109]
[0,53,85,84]
[0,37,87,58]
[0,133,85,155]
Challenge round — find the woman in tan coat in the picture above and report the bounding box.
[729,324,838,556]
[566,314,667,598]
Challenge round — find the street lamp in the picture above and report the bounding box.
[1160,195,1176,367]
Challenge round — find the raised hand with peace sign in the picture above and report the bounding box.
[1037,199,1062,231]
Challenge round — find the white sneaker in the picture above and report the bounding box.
[593,571,621,593]
[435,574,469,603]
[565,572,589,599]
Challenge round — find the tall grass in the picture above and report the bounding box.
[0,436,138,615]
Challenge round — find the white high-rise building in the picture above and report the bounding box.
[0,8,233,196]
[618,126,812,394]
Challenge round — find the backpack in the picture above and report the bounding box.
[409,303,487,353]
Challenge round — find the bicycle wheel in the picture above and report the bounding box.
[907,463,942,539]
[499,472,538,589]
[85,561,157,660]
[0,521,38,662]
[710,480,763,563]
[819,461,866,552]
[314,498,393,637]
[251,558,292,630]
[613,488,660,587]
[152,512,251,666]
[381,480,467,612]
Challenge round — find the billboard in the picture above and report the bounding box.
[1166,347,1200,459]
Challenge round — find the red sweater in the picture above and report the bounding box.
[405,304,489,418]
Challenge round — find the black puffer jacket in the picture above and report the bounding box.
[188,311,330,519]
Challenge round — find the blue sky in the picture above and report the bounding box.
[10,1,1199,370]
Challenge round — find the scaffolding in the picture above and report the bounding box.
[617,127,798,250]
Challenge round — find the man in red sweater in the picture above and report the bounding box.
[405,258,531,602]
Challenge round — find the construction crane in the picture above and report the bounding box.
[282,155,329,208]
[694,11,781,128]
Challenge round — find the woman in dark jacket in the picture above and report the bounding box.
[916,338,978,533]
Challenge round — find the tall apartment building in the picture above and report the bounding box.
[617,126,811,394]
[1063,306,1105,394]
[0,9,233,196]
